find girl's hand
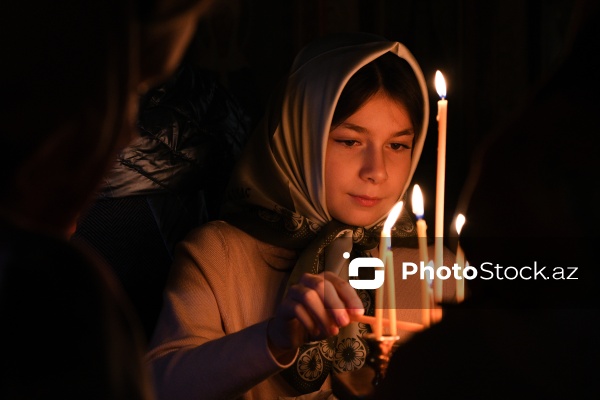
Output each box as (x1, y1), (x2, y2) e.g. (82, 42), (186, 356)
(267, 272), (364, 362)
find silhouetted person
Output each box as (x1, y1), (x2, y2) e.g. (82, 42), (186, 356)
(376, 2), (599, 399)
(0, 1), (214, 398)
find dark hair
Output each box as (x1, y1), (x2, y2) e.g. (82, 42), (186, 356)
(331, 52), (424, 142)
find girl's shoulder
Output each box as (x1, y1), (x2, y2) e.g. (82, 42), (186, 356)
(173, 221), (259, 276)
(181, 221), (298, 270)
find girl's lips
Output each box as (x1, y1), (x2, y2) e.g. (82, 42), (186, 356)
(350, 195), (381, 207)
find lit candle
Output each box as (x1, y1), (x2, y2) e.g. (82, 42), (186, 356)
(375, 201), (403, 337)
(385, 251), (396, 336)
(411, 184), (430, 327)
(455, 214), (466, 302)
(425, 267), (436, 322)
(434, 70), (447, 304)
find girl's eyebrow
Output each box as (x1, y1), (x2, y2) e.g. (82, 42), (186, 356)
(391, 129), (415, 137)
(339, 122), (369, 134)
(340, 122), (414, 137)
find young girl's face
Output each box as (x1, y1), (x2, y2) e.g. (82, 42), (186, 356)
(325, 91), (414, 227)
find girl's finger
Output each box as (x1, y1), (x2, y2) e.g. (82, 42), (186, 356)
(288, 282), (339, 337)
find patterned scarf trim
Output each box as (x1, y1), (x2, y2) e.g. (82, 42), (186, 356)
(224, 202), (418, 254)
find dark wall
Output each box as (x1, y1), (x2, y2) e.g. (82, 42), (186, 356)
(185, 0), (580, 240)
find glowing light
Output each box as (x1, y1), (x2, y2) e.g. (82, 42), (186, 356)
(455, 214), (466, 235)
(383, 201), (403, 235)
(411, 185), (424, 218)
(435, 70), (446, 99)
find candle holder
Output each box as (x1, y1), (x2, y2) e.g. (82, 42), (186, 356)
(363, 333), (401, 386)
(332, 334), (401, 399)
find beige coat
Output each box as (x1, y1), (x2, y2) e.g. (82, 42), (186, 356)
(146, 221), (455, 399)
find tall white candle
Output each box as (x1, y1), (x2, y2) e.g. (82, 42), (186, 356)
(455, 214), (466, 302)
(375, 201), (403, 337)
(434, 70), (447, 304)
(411, 184), (431, 327)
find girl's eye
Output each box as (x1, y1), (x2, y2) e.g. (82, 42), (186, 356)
(335, 139), (360, 147)
(390, 143), (411, 151)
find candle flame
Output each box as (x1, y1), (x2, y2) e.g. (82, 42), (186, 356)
(435, 70), (446, 99)
(383, 201), (403, 235)
(455, 214), (466, 235)
(411, 184), (424, 218)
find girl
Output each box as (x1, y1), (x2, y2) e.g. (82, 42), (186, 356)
(147, 32), (453, 399)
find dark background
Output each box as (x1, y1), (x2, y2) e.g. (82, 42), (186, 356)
(183, 0), (581, 241)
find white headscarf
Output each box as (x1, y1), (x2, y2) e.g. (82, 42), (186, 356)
(223, 33), (429, 234)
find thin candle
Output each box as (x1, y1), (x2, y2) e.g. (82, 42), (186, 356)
(374, 302), (384, 339)
(411, 184), (430, 327)
(385, 251), (396, 335)
(434, 70), (447, 303)
(455, 214), (466, 302)
(375, 201), (403, 337)
(384, 201), (402, 336)
(425, 267), (436, 323)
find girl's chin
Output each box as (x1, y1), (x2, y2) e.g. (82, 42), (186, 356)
(334, 212), (384, 228)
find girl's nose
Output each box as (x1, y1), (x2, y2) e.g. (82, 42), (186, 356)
(359, 147), (387, 184)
